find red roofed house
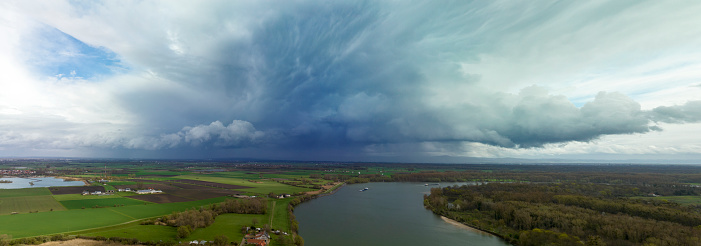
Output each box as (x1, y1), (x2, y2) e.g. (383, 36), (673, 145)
(242, 231), (270, 246)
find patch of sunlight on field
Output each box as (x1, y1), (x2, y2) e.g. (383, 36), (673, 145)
(176, 175), (314, 195)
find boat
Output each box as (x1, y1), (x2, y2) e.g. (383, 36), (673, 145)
(359, 187), (369, 192)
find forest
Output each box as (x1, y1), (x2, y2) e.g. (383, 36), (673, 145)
(425, 181), (701, 246)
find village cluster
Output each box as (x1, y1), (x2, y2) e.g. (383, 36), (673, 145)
(82, 187), (163, 196)
(178, 230), (273, 245)
(0, 169), (36, 176)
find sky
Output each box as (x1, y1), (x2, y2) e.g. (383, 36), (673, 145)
(1, 0), (701, 163)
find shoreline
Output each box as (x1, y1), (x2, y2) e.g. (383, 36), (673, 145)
(440, 216), (493, 236)
(51, 176), (89, 185)
(438, 215), (512, 244)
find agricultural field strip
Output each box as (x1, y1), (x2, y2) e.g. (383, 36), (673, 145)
(60, 197), (149, 210)
(631, 195), (701, 205)
(106, 208), (137, 220)
(169, 179), (253, 189)
(53, 194), (128, 201)
(269, 201), (276, 226)
(0, 187), (52, 197)
(0, 195), (66, 214)
(1, 197), (228, 238)
(49, 216), (162, 239)
(175, 174), (314, 194)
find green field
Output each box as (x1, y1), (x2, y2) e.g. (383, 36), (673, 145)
(79, 198), (293, 243)
(177, 174), (314, 194)
(135, 170), (187, 177)
(81, 222), (177, 242)
(269, 199), (292, 232)
(632, 195), (701, 206)
(0, 187), (52, 198)
(0, 195), (66, 214)
(60, 197), (148, 209)
(53, 194), (123, 201)
(185, 213), (268, 243)
(81, 213), (269, 244)
(0, 197), (228, 238)
(106, 181), (137, 186)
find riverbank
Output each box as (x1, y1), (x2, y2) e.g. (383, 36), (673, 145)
(440, 216), (494, 236)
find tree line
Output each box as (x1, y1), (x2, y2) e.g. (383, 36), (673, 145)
(426, 183), (701, 246)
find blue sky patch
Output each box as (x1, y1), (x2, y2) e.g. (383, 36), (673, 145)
(23, 24), (126, 79)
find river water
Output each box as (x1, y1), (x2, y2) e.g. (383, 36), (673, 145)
(0, 177), (84, 189)
(295, 182), (510, 246)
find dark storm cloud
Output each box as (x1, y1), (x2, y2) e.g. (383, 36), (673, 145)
(102, 1), (701, 153)
(7, 1), (701, 159)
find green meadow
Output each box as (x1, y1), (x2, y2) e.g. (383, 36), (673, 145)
(0, 197), (227, 238)
(632, 195), (701, 206)
(176, 174), (314, 194)
(0, 195), (66, 214)
(269, 198), (292, 232)
(77, 198), (294, 243)
(184, 213), (268, 243)
(0, 187), (52, 198)
(60, 197), (148, 209)
(80, 222), (178, 242)
(106, 181), (137, 186)
(53, 194), (123, 201)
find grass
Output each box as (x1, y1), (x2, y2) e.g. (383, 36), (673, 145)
(135, 170), (186, 177)
(0, 196), (228, 238)
(82, 213), (270, 244)
(53, 194), (124, 201)
(0, 187), (52, 198)
(80, 221), (177, 242)
(0, 195), (66, 214)
(185, 213), (269, 243)
(60, 197), (149, 209)
(106, 181), (136, 186)
(176, 174), (313, 195)
(632, 195), (701, 206)
(270, 198), (292, 232)
(79, 197), (293, 243)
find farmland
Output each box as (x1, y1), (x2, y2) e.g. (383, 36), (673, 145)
(59, 197), (148, 209)
(0, 187), (53, 198)
(0, 187), (66, 214)
(0, 195), (66, 214)
(0, 159), (425, 245)
(175, 174), (314, 194)
(0, 197), (228, 238)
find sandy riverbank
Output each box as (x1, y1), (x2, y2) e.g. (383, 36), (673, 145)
(51, 176), (89, 185)
(440, 216), (494, 237)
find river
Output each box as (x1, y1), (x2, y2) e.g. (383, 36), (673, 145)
(294, 182), (511, 246)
